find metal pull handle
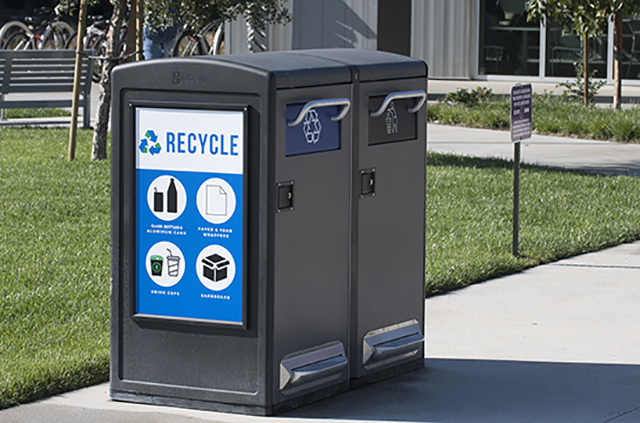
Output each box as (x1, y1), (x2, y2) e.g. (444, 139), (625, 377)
(365, 333), (424, 364)
(279, 341), (347, 391)
(287, 98), (351, 127)
(362, 320), (423, 370)
(286, 355), (348, 389)
(369, 90), (427, 118)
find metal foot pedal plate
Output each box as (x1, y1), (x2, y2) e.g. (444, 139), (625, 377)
(362, 319), (424, 371)
(279, 341), (348, 395)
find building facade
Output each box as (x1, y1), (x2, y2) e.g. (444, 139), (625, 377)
(226, 0), (640, 86)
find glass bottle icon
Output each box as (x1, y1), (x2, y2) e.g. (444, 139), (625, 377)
(167, 178), (178, 213)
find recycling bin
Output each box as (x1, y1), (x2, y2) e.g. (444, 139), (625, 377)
(110, 52), (354, 415)
(110, 49), (427, 416)
(301, 49), (427, 384)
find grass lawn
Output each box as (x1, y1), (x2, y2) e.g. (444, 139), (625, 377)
(3, 108), (72, 119)
(0, 128), (110, 409)
(428, 93), (640, 143)
(426, 153), (640, 295)
(2, 128), (640, 408)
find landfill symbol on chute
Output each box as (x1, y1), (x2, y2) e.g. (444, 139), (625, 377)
(385, 102), (398, 135)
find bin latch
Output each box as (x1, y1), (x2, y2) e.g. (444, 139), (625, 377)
(360, 169), (375, 197)
(277, 181), (294, 212)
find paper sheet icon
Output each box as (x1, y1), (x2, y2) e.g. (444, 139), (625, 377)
(206, 185), (227, 216)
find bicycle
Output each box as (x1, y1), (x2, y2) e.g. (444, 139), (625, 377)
(65, 16), (129, 83)
(65, 15), (109, 82)
(63, 14), (106, 53)
(1, 6), (74, 50)
(171, 18), (224, 57)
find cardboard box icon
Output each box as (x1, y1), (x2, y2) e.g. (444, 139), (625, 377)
(202, 253), (230, 282)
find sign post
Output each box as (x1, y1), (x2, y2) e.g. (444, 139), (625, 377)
(510, 84), (532, 257)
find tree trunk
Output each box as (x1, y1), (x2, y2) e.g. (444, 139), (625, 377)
(68, 0), (89, 161)
(613, 12), (623, 110)
(583, 32), (589, 107)
(91, 0), (128, 161)
(136, 0), (144, 61)
(124, 0), (137, 63)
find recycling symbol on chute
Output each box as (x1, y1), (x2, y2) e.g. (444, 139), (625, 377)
(302, 110), (322, 144)
(139, 129), (161, 155)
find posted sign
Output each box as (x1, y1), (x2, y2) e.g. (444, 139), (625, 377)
(511, 84), (532, 142)
(135, 107), (245, 325)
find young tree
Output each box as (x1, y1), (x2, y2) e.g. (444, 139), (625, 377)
(609, 1), (640, 108)
(91, 0), (128, 160)
(61, 0), (289, 160)
(526, 0), (610, 106)
(144, 0), (289, 33)
(527, 0), (640, 108)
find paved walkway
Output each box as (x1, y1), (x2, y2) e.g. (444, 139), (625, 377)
(3, 82), (640, 422)
(428, 79), (640, 104)
(428, 124), (640, 176)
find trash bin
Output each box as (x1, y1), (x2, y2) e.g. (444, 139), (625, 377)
(300, 49), (427, 384)
(111, 52), (353, 415)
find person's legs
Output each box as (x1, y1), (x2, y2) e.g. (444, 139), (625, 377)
(143, 27), (163, 59)
(158, 24), (180, 58)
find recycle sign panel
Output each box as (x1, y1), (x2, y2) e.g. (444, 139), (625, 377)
(135, 107), (245, 325)
(285, 104), (340, 156)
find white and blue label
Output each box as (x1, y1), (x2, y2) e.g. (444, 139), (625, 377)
(135, 107), (245, 325)
(285, 105), (340, 156)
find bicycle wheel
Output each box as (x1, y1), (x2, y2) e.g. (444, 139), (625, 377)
(4, 31), (31, 50)
(41, 22), (74, 49)
(64, 31), (77, 49)
(1, 21), (30, 48)
(210, 23), (225, 55)
(172, 31), (205, 57)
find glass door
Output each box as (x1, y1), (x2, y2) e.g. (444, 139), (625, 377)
(478, 0), (541, 76)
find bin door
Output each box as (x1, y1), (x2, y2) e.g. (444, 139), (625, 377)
(353, 78), (427, 379)
(272, 85), (352, 402)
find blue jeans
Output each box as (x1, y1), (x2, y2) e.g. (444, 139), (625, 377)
(143, 23), (180, 59)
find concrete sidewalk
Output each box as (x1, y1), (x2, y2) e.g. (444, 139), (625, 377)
(428, 124), (640, 176)
(428, 79), (640, 104)
(2, 240), (640, 422)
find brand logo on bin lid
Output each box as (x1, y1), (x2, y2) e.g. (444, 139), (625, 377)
(172, 71), (207, 86)
(139, 129), (162, 155)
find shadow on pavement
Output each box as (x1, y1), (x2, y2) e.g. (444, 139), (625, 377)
(285, 358), (640, 423)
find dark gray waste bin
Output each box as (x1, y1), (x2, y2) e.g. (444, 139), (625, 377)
(301, 49), (427, 384)
(110, 52), (354, 415)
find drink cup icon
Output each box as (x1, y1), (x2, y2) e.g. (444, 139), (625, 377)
(166, 249), (181, 277)
(150, 255), (164, 276)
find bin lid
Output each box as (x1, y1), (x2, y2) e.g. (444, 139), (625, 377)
(211, 51), (352, 89)
(295, 49), (427, 82)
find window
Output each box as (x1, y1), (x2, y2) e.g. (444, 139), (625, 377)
(545, 21), (607, 79)
(621, 15), (640, 80)
(479, 0), (540, 76)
